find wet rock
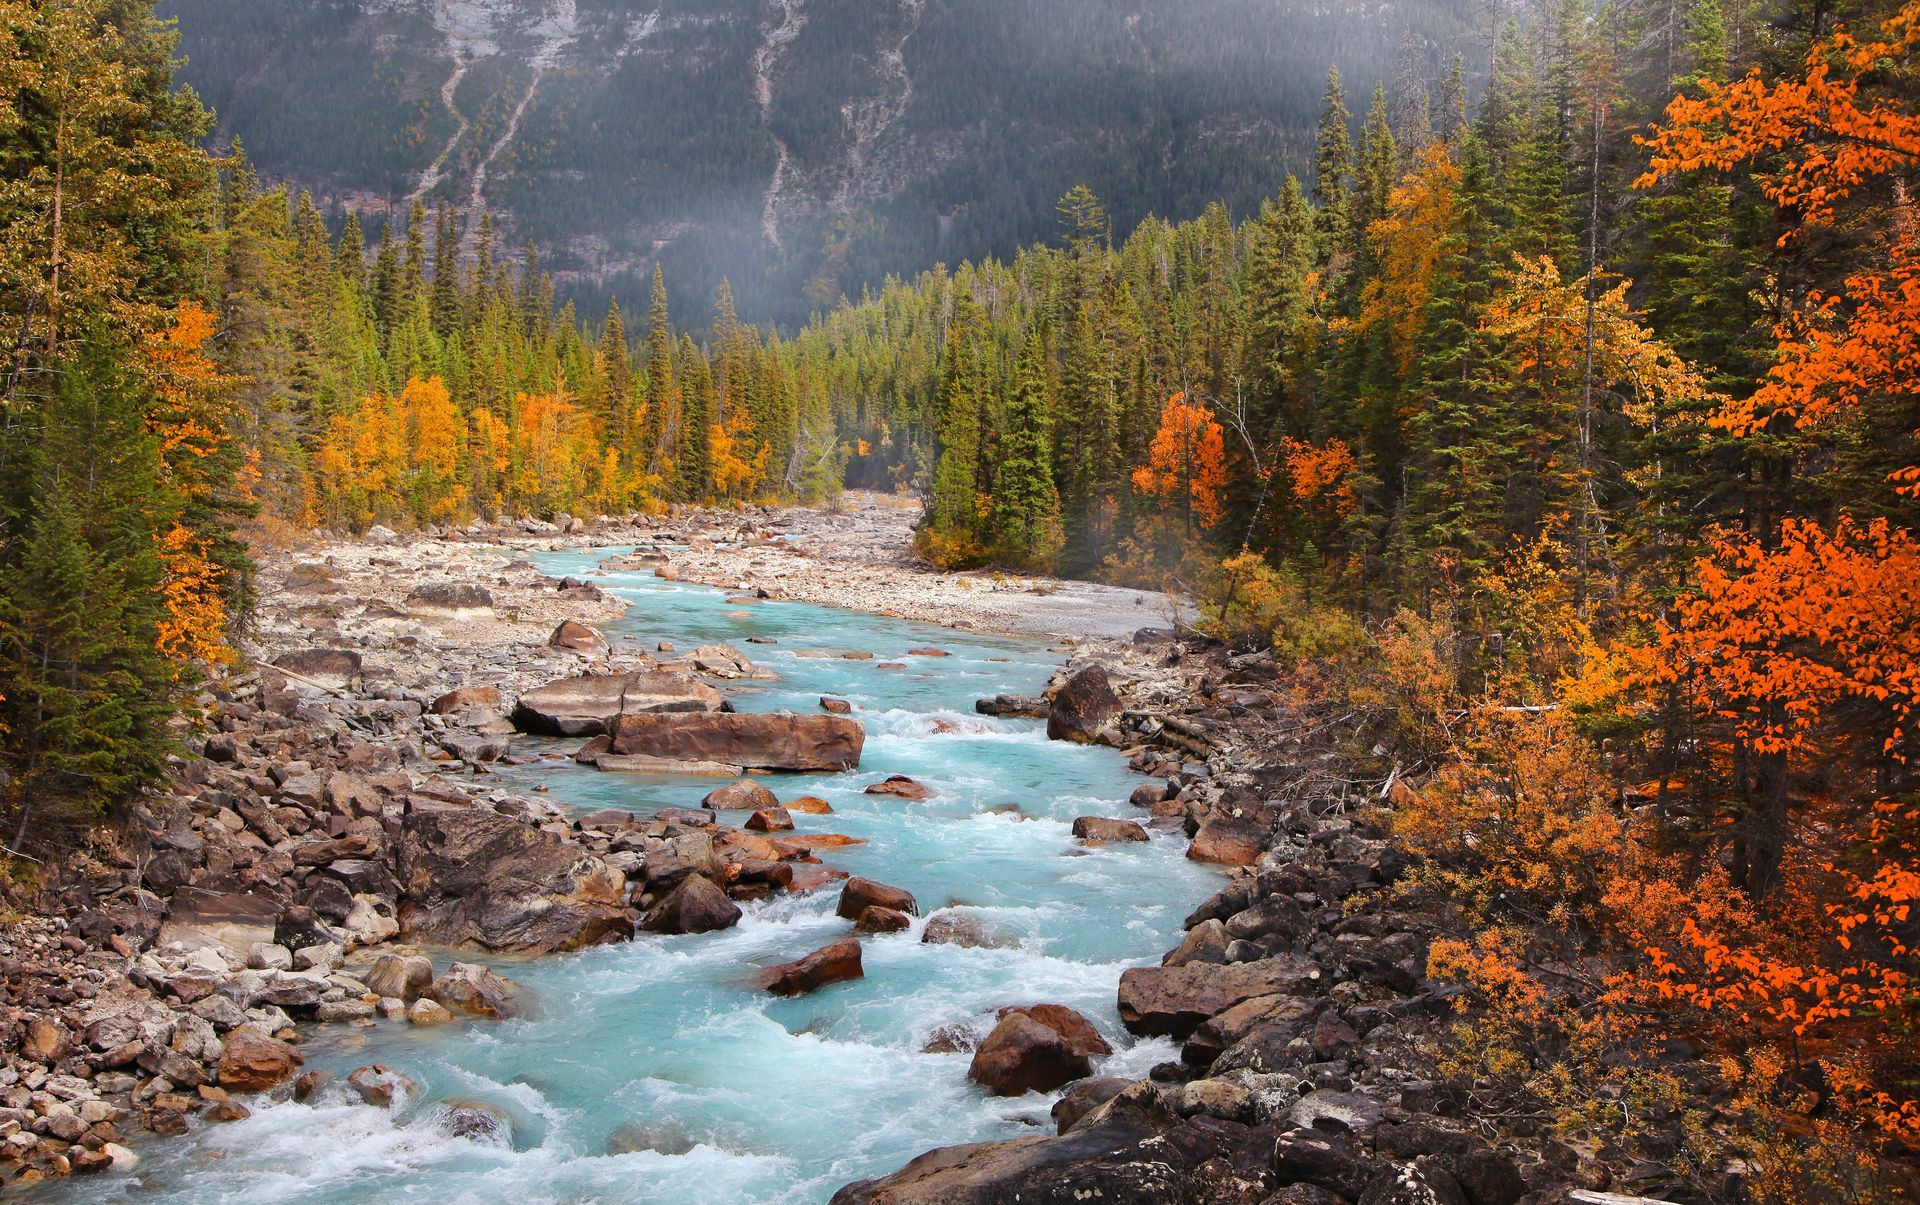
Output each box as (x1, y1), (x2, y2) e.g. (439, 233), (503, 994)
(853, 906), (912, 933)
(996, 1004), (1112, 1057)
(820, 697), (853, 715)
(865, 775), (933, 800)
(976, 694), (1048, 719)
(216, 1031), (303, 1093)
(602, 712), (864, 772)
(968, 1014), (1092, 1096)
(703, 778), (779, 811)
(837, 877), (918, 920)
(1046, 665), (1121, 744)
(427, 962), (527, 1020)
(921, 910), (1012, 949)
(670, 642), (776, 680)
(745, 807), (794, 832)
(1164, 918), (1230, 967)
(787, 796), (834, 814)
(399, 800), (633, 954)
(641, 875), (742, 935)
(762, 938), (863, 996)
(437, 1097), (515, 1146)
(407, 998), (454, 1025)
(1071, 817), (1149, 843)
(1118, 955), (1324, 1038)
(363, 954), (434, 1002)
(1052, 1077), (1132, 1134)
(513, 671), (722, 736)
(549, 620), (610, 655)
(606, 1123), (698, 1156)
(346, 1064), (418, 1109)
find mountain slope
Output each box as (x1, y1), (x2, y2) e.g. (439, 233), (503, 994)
(161, 0), (1478, 325)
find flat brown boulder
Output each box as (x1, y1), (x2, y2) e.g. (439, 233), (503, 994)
(670, 642), (776, 680)
(762, 938), (863, 996)
(996, 1004), (1112, 1057)
(745, 808), (794, 832)
(837, 877), (918, 919)
(787, 795), (834, 814)
(1117, 955), (1324, 1037)
(549, 620), (610, 655)
(216, 1031), (303, 1093)
(431, 686), (502, 715)
(514, 671), (722, 736)
(1186, 799), (1276, 866)
(967, 1014), (1092, 1096)
(1071, 817), (1149, 844)
(820, 696), (853, 715)
(398, 800), (634, 953)
(703, 778), (779, 810)
(641, 875), (742, 935)
(976, 694), (1048, 719)
(865, 775), (933, 800)
(603, 712), (864, 772)
(427, 962), (528, 1019)
(1046, 665), (1121, 744)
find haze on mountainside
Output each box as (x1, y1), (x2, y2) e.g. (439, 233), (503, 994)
(159, 0), (1477, 325)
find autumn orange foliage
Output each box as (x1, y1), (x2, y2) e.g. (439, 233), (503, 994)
(1131, 393), (1228, 530)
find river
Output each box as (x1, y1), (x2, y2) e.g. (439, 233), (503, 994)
(64, 548), (1218, 1203)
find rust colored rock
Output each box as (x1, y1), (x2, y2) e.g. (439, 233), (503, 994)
(216, 1032), (303, 1093)
(604, 712), (864, 772)
(762, 938), (863, 996)
(745, 807), (794, 832)
(995, 1004), (1112, 1057)
(548, 620), (610, 655)
(865, 775), (933, 800)
(967, 1014), (1092, 1096)
(1187, 800), (1275, 866)
(853, 906), (912, 933)
(703, 778), (779, 811)
(786, 795), (834, 814)
(819, 696), (853, 715)
(427, 962), (528, 1020)
(431, 686), (502, 715)
(837, 877), (918, 920)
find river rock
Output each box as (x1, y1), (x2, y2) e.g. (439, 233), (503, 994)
(513, 670), (722, 736)
(921, 910), (1012, 949)
(427, 962), (527, 1019)
(363, 954), (434, 1002)
(853, 906), (912, 933)
(406, 582), (494, 618)
(762, 938), (863, 996)
(837, 877), (918, 920)
(1187, 798), (1276, 866)
(703, 778), (779, 810)
(1052, 1077), (1132, 1134)
(399, 799), (634, 953)
(995, 1004), (1112, 1057)
(407, 998), (454, 1025)
(1071, 817), (1148, 843)
(602, 711), (864, 772)
(216, 1032), (303, 1093)
(745, 807), (794, 832)
(1117, 955), (1325, 1037)
(346, 1064), (418, 1108)
(865, 775), (933, 800)
(968, 1014), (1092, 1096)
(976, 694), (1048, 719)
(670, 642), (776, 680)
(157, 888), (283, 959)
(787, 795), (834, 814)
(640, 875), (742, 935)
(1046, 665), (1121, 744)
(549, 620), (610, 655)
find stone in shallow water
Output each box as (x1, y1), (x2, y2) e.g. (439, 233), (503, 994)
(761, 938), (863, 996)
(837, 877), (918, 920)
(968, 1014), (1092, 1096)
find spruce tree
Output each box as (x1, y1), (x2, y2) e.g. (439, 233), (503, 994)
(992, 333), (1062, 569)
(639, 266), (675, 473)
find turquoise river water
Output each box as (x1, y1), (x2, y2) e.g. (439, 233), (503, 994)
(66, 549), (1220, 1203)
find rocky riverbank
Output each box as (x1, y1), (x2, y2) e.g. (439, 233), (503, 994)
(836, 634), (1649, 1205)
(0, 500), (1190, 1191)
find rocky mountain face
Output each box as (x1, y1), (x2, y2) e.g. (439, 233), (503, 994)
(162, 0), (1474, 324)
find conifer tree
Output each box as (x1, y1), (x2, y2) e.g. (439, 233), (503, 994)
(639, 265), (675, 472)
(992, 334), (1062, 568)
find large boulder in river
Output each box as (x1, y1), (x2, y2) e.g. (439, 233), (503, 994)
(996, 1005), (1112, 1057)
(1071, 817), (1148, 844)
(1046, 666), (1121, 745)
(602, 712), (864, 772)
(668, 642), (777, 680)
(363, 954), (434, 1002)
(703, 778), (779, 811)
(837, 877), (918, 920)
(427, 962), (528, 1019)
(398, 800), (635, 953)
(762, 938), (863, 996)
(640, 875), (742, 935)
(968, 1014), (1093, 1096)
(1117, 954), (1325, 1038)
(513, 670), (722, 736)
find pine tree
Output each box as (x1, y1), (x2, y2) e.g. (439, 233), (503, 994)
(639, 265), (675, 472)
(992, 333), (1062, 569)
(676, 333), (714, 500)
(1313, 67), (1356, 251)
